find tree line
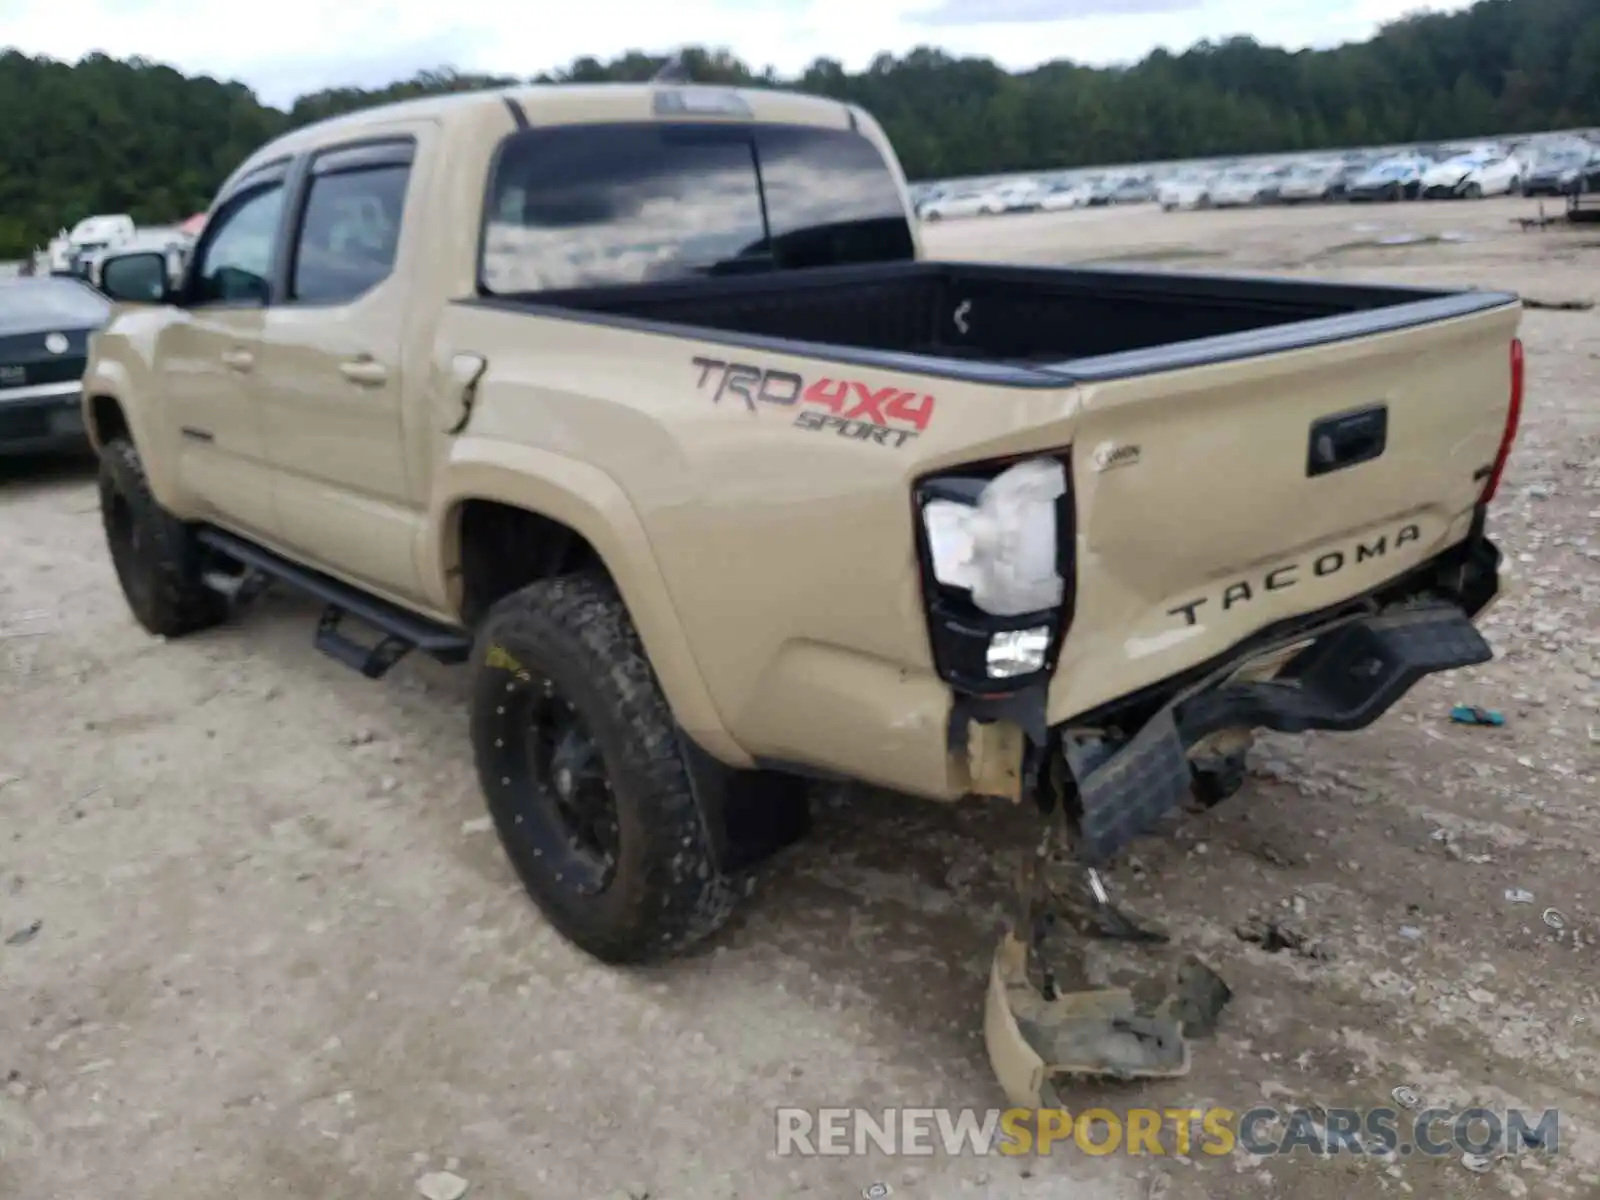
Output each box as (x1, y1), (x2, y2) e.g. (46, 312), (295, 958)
(2, 0), (1598, 258)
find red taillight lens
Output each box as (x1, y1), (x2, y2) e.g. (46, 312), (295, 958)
(1481, 337), (1524, 505)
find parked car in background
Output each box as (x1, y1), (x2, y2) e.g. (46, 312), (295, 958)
(1158, 175), (1213, 211)
(0, 274), (110, 455)
(1209, 168), (1272, 208)
(1421, 152), (1523, 198)
(1107, 175), (1155, 204)
(990, 180), (1045, 213)
(920, 188), (1000, 220)
(1346, 157), (1430, 202)
(1323, 162), (1373, 201)
(1038, 181), (1092, 210)
(1254, 164), (1297, 205)
(1276, 162), (1345, 203)
(62, 213), (136, 278)
(1519, 145), (1594, 196)
(43, 228), (73, 275)
(1558, 148), (1600, 204)
(1084, 176), (1119, 206)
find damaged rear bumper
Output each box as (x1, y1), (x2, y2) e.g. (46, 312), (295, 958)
(1065, 597), (1493, 865)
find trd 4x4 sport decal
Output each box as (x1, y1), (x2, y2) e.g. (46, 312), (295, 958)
(690, 355), (936, 449)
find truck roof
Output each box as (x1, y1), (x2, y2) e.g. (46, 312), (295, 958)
(232, 82), (862, 185)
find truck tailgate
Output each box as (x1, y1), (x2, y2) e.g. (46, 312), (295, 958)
(1047, 299), (1521, 724)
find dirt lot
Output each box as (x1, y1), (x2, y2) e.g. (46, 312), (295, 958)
(2, 195), (1597, 1200)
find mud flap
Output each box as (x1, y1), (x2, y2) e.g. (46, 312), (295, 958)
(1069, 709), (1193, 866)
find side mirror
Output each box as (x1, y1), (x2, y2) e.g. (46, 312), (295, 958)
(99, 251), (173, 304)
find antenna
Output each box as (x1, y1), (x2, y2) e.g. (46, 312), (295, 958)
(652, 53), (692, 84)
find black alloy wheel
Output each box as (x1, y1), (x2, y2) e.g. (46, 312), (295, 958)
(484, 669), (621, 896)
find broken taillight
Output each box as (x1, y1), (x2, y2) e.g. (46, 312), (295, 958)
(1481, 337), (1523, 505)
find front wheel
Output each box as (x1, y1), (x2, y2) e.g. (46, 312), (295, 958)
(469, 574), (737, 964)
(98, 438), (227, 638)
(1463, 182), (1483, 199)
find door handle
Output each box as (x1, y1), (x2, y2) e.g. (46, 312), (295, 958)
(339, 356), (388, 387)
(220, 348), (254, 372)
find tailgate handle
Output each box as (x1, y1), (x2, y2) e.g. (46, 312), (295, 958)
(1308, 404), (1387, 477)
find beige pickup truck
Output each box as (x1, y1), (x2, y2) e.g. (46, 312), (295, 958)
(87, 79), (1524, 1096)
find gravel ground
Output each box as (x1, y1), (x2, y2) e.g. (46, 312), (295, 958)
(2, 195), (1596, 1200)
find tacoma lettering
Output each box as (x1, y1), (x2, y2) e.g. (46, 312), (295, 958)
(1168, 523), (1423, 627)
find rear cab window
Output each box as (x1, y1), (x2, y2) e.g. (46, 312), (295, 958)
(479, 122), (914, 294)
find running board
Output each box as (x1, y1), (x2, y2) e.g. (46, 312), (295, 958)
(195, 528), (472, 678)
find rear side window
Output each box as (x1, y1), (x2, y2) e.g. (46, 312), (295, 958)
(291, 160), (411, 305)
(479, 122), (913, 294)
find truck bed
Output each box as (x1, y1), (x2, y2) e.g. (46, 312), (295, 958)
(475, 260), (1515, 381)
(457, 255), (1522, 756)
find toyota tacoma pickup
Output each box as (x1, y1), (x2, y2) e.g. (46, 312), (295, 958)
(86, 79), (1523, 1099)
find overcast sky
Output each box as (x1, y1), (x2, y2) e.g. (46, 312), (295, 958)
(7, 0), (1472, 108)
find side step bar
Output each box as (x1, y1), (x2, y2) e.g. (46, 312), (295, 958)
(195, 528), (473, 679)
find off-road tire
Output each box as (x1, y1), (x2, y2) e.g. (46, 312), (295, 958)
(98, 437), (227, 638)
(469, 573), (736, 964)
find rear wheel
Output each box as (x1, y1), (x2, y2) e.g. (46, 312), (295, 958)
(469, 574), (736, 964)
(98, 438), (227, 638)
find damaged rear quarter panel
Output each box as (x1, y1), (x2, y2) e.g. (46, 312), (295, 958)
(439, 302), (1086, 798)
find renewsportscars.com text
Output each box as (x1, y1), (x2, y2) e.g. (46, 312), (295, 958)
(775, 1106), (1560, 1159)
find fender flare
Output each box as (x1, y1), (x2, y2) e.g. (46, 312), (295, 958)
(80, 359), (186, 511)
(424, 437), (750, 767)
(81, 358), (139, 454)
